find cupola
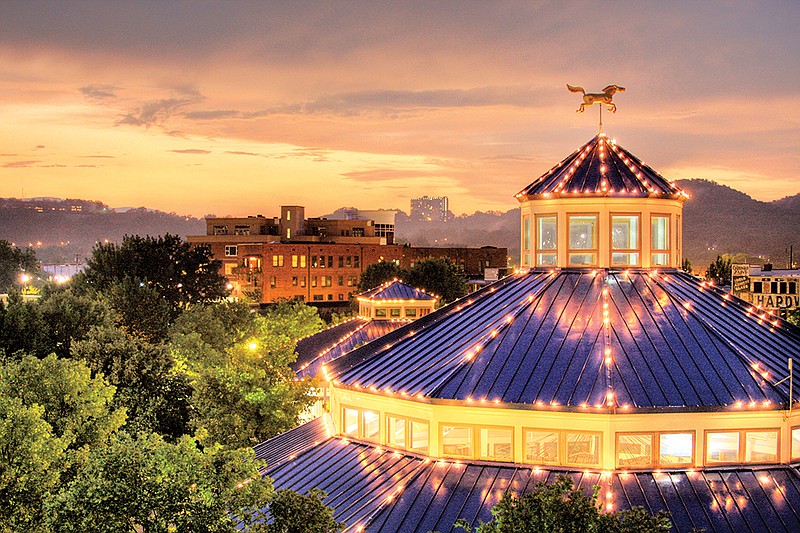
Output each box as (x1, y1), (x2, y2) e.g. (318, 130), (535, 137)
(517, 134), (688, 269)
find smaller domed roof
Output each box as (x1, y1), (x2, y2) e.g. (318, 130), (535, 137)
(516, 134), (687, 200)
(358, 279), (437, 301)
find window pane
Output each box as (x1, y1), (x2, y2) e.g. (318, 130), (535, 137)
(411, 421), (429, 452)
(525, 430), (558, 463)
(651, 216), (670, 250)
(537, 216), (557, 251)
(612, 252), (640, 266)
(523, 215), (531, 252)
(566, 433), (600, 466)
(611, 215), (638, 250)
(706, 432), (739, 463)
(659, 433), (693, 465)
(617, 434), (652, 467)
(569, 216), (596, 249)
(388, 417), (406, 448)
(793, 428), (800, 460)
(442, 425), (472, 457)
(536, 253), (557, 266)
(569, 253), (596, 266)
(362, 411), (379, 440)
(745, 431), (778, 463)
(651, 253), (670, 266)
(480, 428), (513, 461)
(343, 408), (359, 436)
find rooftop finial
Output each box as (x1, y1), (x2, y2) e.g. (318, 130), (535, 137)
(567, 84), (626, 133)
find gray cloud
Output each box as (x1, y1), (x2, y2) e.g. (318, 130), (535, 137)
(3, 160), (41, 168)
(224, 150), (262, 157)
(80, 84), (117, 100)
(118, 90), (205, 128)
(168, 149), (211, 155)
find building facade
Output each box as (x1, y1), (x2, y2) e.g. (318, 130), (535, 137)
(188, 205), (507, 303)
(410, 195), (451, 222)
(732, 263), (800, 312)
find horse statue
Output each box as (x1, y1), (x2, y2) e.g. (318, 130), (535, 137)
(567, 84), (626, 113)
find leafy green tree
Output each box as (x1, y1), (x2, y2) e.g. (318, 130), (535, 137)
(171, 301), (257, 354)
(706, 254), (732, 286)
(105, 277), (172, 342)
(681, 257), (693, 274)
(37, 286), (115, 357)
(74, 234), (228, 315)
(0, 354), (124, 456)
(0, 291), (46, 356)
(258, 488), (343, 533)
(0, 240), (38, 293)
(0, 396), (66, 532)
(455, 475), (671, 533)
(189, 330), (315, 448)
(405, 258), (468, 303)
(357, 260), (402, 292)
(72, 327), (191, 439)
(259, 301), (325, 345)
(47, 432), (273, 533)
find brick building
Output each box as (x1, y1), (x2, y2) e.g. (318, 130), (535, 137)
(188, 205), (507, 303)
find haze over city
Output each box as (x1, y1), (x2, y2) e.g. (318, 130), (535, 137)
(1, 1), (798, 217)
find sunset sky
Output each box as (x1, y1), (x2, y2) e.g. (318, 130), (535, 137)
(1, 1), (798, 217)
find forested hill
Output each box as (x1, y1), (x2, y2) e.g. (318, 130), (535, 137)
(0, 198), (204, 263)
(2, 178), (798, 268)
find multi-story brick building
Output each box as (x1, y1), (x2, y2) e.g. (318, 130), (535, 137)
(187, 205), (507, 303)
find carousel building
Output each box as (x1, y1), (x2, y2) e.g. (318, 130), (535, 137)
(257, 133), (800, 532)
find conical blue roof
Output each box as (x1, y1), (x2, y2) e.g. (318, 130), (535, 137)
(327, 269), (800, 410)
(516, 134), (686, 200)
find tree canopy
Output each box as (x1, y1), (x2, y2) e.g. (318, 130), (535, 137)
(455, 475), (671, 533)
(74, 234), (228, 314)
(357, 258), (468, 303)
(0, 239), (38, 293)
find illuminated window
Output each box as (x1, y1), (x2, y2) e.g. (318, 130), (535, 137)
(536, 215), (557, 266)
(441, 425), (473, 457)
(566, 432), (601, 466)
(568, 215), (597, 266)
(269, 276), (276, 288)
(272, 255), (284, 267)
(659, 432), (693, 466)
(617, 433), (653, 467)
(706, 431), (739, 464)
(792, 427), (800, 460)
(390, 308), (401, 317)
(292, 255), (298, 268)
(224, 263), (236, 275)
(362, 410), (379, 441)
(706, 429), (779, 464)
(375, 309), (387, 318)
(651, 215), (670, 266)
(745, 431), (778, 463)
(411, 421), (429, 452)
(387, 415), (428, 452)
(610, 214), (640, 266)
(300, 255), (307, 268)
(522, 214), (531, 258)
(405, 308), (418, 317)
(479, 427), (513, 461)
(524, 430), (559, 464)
(343, 408), (359, 436)
(224, 245), (238, 257)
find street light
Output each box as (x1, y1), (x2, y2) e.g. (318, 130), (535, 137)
(20, 273), (30, 293)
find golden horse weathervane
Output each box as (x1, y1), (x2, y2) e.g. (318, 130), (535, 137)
(567, 84), (626, 113)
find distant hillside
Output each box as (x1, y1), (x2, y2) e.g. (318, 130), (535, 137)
(2, 179), (798, 269)
(0, 198), (205, 263)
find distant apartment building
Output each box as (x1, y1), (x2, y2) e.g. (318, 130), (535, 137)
(187, 205), (507, 303)
(324, 208), (399, 243)
(410, 196), (451, 222)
